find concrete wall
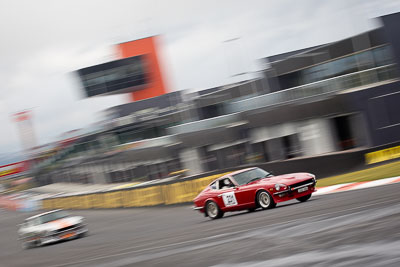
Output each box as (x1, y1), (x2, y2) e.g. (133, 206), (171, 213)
(180, 148), (204, 176)
(298, 118), (336, 156)
(346, 81), (400, 146)
(250, 123), (296, 143)
(349, 113), (371, 147)
(250, 118), (336, 158)
(382, 13), (400, 72)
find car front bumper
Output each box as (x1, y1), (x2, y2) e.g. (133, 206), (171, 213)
(40, 226), (88, 245)
(193, 205), (206, 216)
(272, 182), (317, 202)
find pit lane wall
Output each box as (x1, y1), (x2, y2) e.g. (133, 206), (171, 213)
(41, 173), (230, 210)
(39, 141), (400, 210)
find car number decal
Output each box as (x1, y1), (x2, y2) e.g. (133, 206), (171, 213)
(222, 191), (238, 207)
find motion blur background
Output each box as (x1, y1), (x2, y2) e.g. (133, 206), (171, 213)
(2, 1), (400, 266)
(1, 0), (400, 204)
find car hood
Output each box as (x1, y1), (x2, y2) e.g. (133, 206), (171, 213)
(257, 173), (314, 186)
(21, 216), (84, 233)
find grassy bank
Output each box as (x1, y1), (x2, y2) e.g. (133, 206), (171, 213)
(317, 160), (400, 187)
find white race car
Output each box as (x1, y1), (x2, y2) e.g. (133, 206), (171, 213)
(18, 209), (88, 249)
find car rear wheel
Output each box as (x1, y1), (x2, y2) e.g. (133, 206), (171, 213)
(22, 241), (33, 250)
(206, 201), (224, 219)
(35, 238), (42, 247)
(256, 190), (276, 209)
(296, 194), (312, 202)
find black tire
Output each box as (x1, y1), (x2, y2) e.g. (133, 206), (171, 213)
(205, 201), (224, 219)
(34, 238), (42, 248)
(296, 194), (312, 202)
(78, 231), (88, 238)
(22, 241), (33, 250)
(256, 190), (276, 209)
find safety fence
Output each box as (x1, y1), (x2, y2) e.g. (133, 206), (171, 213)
(41, 172), (230, 210)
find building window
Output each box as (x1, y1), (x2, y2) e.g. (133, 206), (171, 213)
(280, 45), (396, 89)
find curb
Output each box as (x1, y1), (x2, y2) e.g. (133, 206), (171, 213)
(315, 176), (400, 196)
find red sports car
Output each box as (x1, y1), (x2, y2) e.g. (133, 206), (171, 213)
(193, 167), (316, 219)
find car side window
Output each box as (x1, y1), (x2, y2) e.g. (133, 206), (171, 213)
(28, 218), (39, 226)
(210, 181), (217, 190)
(218, 178), (235, 189)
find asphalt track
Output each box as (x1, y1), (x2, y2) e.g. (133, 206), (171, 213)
(1, 183), (400, 267)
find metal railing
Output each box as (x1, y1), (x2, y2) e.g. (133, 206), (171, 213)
(166, 64), (398, 134)
(167, 113), (241, 135)
(225, 64), (399, 113)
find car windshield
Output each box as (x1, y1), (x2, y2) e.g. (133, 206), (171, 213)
(38, 210), (70, 224)
(232, 168), (273, 185)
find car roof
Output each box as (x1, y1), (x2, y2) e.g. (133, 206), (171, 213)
(25, 209), (63, 221)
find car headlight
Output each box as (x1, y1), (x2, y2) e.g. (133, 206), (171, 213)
(274, 183), (287, 191)
(309, 174), (317, 183)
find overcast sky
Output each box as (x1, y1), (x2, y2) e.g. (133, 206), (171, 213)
(0, 0), (400, 162)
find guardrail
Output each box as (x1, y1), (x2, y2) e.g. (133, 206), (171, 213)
(167, 113), (241, 135)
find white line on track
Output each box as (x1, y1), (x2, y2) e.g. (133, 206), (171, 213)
(313, 183), (351, 195)
(315, 176), (400, 195)
(351, 177), (399, 190)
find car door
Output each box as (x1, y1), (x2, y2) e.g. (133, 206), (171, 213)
(232, 183), (257, 207)
(216, 177), (252, 210)
(212, 177), (237, 210)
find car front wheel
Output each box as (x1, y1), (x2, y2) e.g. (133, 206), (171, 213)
(78, 231), (88, 238)
(296, 194), (312, 202)
(206, 201), (224, 219)
(256, 190), (276, 209)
